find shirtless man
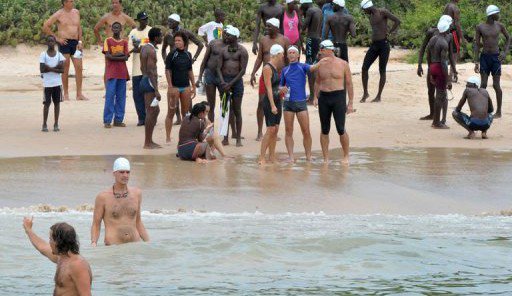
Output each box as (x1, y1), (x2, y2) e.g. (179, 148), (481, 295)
(162, 14), (204, 125)
(93, 0), (136, 45)
(324, 0), (355, 62)
(301, 0), (323, 103)
(360, 0), (400, 103)
(250, 18), (290, 141)
(196, 35), (228, 123)
(91, 157), (149, 246)
(252, 0), (285, 55)
(417, 15), (454, 120)
(217, 26), (249, 147)
(443, 0), (464, 60)
(43, 0), (87, 101)
(474, 5), (510, 119)
(23, 218), (92, 295)
(310, 40), (354, 164)
(452, 76), (494, 139)
(140, 28), (163, 149)
(426, 17), (457, 129)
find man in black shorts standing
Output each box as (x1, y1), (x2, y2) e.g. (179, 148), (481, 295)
(301, 0), (323, 103)
(40, 36), (65, 132)
(360, 0), (400, 103)
(323, 0), (355, 62)
(474, 5), (510, 119)
(310, 40), (354, 165)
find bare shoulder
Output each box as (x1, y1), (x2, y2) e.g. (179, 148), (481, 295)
(130, 186), (142, 196)
(96, 190), (110, 201)
(70, 256), (90, 270)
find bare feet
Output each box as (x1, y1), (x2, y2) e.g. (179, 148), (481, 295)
(342, 156), (350, 166)
(222, 137), (229, 146)
(432, 123), (450, 129)
(76, 94), (89, 101)
(166, 138), (172, 145)
(236, 139), (243, 147)
(41, 124), (48, 132)
(143, 142), (162, 149)
(174, 119), (182, 126)
(63, 93), (70, 101)
(195, 158), (209, 164)
(258, 156), (266, 165)
(419, 114), (433, 120)
(371, 96), (381, 103)
(255, 133), (263, 141)
(464, 131), (475, 139)
(283, 157), (295, 163)
(360, 93), (369, 103)
(494, 112), (501, 119)
(482, 132), (488, 139)
(53, 124), (60, 132)
(232, 135), (245, 139)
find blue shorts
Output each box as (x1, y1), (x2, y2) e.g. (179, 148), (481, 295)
(177, 141), (197, 160)
(480, 53), (501, 76)
(221, 76), (244, 98)
(453, 111), (493, 132)
(140, 76), (155, 94)
(204, 68), (220, 86)
(283, 100), (308, 113)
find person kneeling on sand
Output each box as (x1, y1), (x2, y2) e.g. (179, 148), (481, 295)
(91, 157), (149, 246)
(177, 102), (228, 163)
(452, 76), (494, 139)
(23, 217), (92, 295)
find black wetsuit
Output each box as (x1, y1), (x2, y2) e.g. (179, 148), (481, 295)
(318, 89), (347, 135)
(362, 39), (390, 74)
(262, 63), (282, 127)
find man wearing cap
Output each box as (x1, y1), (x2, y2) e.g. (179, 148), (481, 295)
(321, 0), (349, 41)
(474, 5), (510, 119)
(360, 0), (401, 103)
(129, 12), (152, 126)
(426, 16), (457, 129)
(91, 157), (149, 246)
(250, 18), (290, 141)
(324, 0), (355, 62)
(43, 0), (88, 102)
(162, 13), (204, 125)
(443, 0), (465, 61)
(309, 39), (354, 165)
(452, 76), (494, 139)
(217, 26), (249, 147)
(417, 15), (455, 121)
(252, 0), (285, 55)
(301, 0), (323, 103)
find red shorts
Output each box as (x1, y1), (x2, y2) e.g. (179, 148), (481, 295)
(429, 63), (447, 90)
(258, 75), (266, 95)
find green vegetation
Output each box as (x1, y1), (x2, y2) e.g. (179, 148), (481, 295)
(0, 0), (511, 61)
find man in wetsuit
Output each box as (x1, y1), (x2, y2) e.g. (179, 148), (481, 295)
(452, 76), (494, 139)
(91, 157), (149, 246)
(140, 28), (163, 149)
(24, 218), (92, 295)
(474, 5), (510, 119)
(217, 26), (249, 147)
(250, 18), (290, 141)
(426, 17), (457, 129)
(310, 40), (354, 165)
(43, 0), (88, 101)
(443, 0), (464, 61)
(360, 0), (400, 103)
(417, 15), (454, 121)
(301, 0), (323, 103)
(252, 0), (285, 55)
(323, 0), (355, 62)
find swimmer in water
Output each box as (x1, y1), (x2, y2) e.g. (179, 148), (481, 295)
(91, 157), (149, 246)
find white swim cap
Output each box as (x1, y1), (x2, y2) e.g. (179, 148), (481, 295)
(487, 5), (500, 16)
(168, 14), (181, 23)
(266, 18), (280, 29)
(467, 76), (481, 88)
(300, 0), (313, 3)
(361, 0), (373, 9)
(439, 15), (453, 26)
(320, 39), (335, 50)
(286, 0), (295, 4)
(437, 18), (451, 33)
(113, 157), (130, 172)
(333, 0), (345, 7)
(270, 44), (284, 56)
(287, 45), (299, 53)
(225, 25), (240, 38)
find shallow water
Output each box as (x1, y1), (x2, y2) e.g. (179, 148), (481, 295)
(1, 149), (512, 294)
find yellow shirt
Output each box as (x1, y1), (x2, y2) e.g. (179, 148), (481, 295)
(128, 26), (151, 77)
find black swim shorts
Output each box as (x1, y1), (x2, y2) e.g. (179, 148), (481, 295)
(43, 86), (62, 105)
(362, 39), (390, 74)
(58, 39), (79, 56)
(263, 96), (282, 127)
(318, 90), (347, 135)
(334, 42), (349, 62)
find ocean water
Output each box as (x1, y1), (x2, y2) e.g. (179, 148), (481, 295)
(1, 149), (511, 295)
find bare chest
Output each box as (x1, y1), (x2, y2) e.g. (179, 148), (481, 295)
(481, 24), (500, 40)
(54, 261), (71, 288)
(263, 6), (283, 20)
(58, 11), (79, 27)
(106, 198), (138, 220)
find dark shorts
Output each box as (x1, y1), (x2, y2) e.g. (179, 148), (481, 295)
(43, 86), (62, 105)
(263, 96), (282, 127)
(58, 39), (79, 55)
(204, 68), (220, 86)
(306, 37), (321, 65)
(177, 141), (198, 160)
(222, 76), (244, 98)
(480, 53), (501, 76)
(334, 42), (348, 62)
(318, 90), (346, 135)
(452, 111), (493, 132)
(362, 39), (390, 74)
(429, 63), (447, 90)
(283, 100), (308, 113)
(140, 76), (155, 94)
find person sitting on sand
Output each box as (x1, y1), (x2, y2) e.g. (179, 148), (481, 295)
(40, 35), (65, 133)
(23, 217), (92, 295)
(91, 157), (149, 246)
(452, 76), (494, 139)
(177, 102), (228, 163)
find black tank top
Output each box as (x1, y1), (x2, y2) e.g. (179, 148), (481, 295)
(265, 63), (280, 99)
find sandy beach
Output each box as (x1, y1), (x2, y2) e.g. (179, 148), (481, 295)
(1, 43), (511, 159)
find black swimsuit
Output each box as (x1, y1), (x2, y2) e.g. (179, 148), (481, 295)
(262, 63), (282, 127)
